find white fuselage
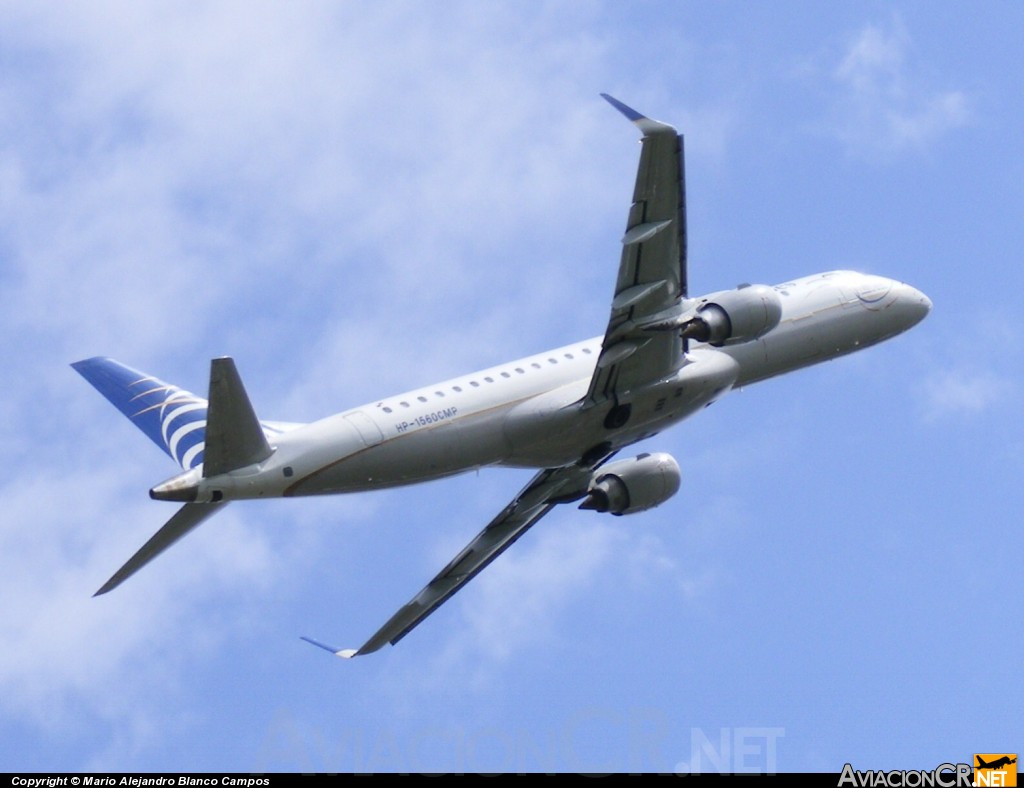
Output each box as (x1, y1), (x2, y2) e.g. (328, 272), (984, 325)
(188, 270), (930, 503)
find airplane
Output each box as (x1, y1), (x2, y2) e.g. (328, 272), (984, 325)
(74, 94), (931, 658)
(976, 756), (1017, 770)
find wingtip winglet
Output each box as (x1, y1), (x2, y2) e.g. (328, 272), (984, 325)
(600, 93), (643, 122)
(600, 93), (676, 135)
(300, 636), (358, 659)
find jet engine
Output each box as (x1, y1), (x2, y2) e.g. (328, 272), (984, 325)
(681, 284), (782, 346)
(579, 452), (681, 516)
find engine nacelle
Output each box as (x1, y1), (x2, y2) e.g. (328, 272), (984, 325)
(683, 284), (782, 347)
(579, 452), (681, 516)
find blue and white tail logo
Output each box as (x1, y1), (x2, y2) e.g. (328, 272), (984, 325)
(72, 357), (207, 470)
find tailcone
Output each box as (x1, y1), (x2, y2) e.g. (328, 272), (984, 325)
(150, 469), (201, 502)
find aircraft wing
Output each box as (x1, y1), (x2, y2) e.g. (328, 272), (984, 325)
(302, 462), (605, 658)
(585, 95), (687, 410)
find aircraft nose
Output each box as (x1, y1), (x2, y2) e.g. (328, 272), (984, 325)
(896, 282), (932, 327)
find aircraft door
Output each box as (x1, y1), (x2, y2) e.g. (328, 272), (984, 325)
(343, 411), (384, 448)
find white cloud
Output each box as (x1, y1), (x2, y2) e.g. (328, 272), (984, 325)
(921, 367), (1014, 421)
(0, 3), (604, 363)
(0, 466), (266, 721)
(829, 21), (968, 156)
(917, 315), (1020, 421)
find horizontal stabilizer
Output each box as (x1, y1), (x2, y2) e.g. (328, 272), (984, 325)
(94, 501), (227, 595)
(203, 358), (273, 477)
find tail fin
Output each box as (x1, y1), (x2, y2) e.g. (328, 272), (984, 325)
(73, 356), (276, 477)
(72, 357), (208, 470)
(80, 356), (275, 596)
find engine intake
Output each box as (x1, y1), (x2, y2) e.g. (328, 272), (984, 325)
(681, 284), (782, 347)
(579, 452), (681, 516)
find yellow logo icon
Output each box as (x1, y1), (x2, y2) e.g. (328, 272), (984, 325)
(975, 754), (1017, 787)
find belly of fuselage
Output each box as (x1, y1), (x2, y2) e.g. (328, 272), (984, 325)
(500, 347), (740, 468)
(281, 346), (740, 495)
(282, 407), (512, 495)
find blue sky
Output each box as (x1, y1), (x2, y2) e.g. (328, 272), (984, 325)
(1, 0), (1020, 773)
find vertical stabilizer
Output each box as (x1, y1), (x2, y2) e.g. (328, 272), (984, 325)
(71, 357), (208, 470)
